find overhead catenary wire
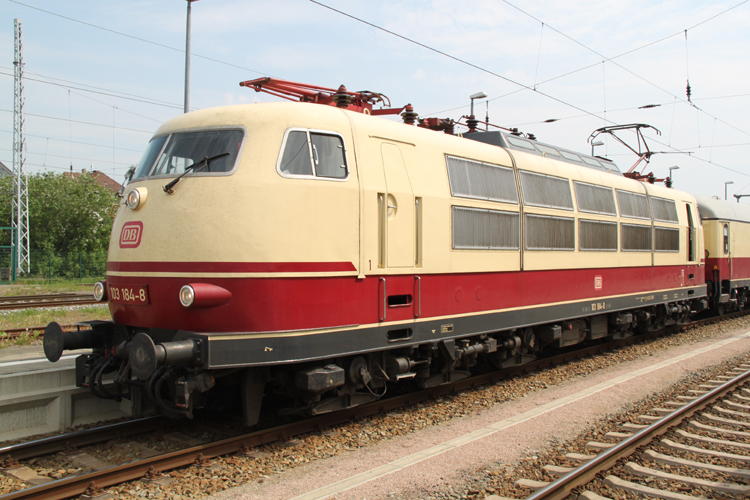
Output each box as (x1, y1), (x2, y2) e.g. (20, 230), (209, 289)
(710, 118), (717, 163)
(0, 159), (130, 172)
(68, 90), (72, 169)
(310, 1), (618, 127)
(0, 129), (145, 153)
(0, 66), (183, 109)
(22, 69), (165, 123)
(511, 102), (747, 176)
(425, 0), (750, 141)
(496, 0), (750, 139)
(685, 30), (692, 103)
(6, 0), (747, 182)
(0, 108), (154, 134)
(0, 147), (134, 166)
(310, 1), (747, 176)
(8, 0), (269, 79)
(533, 23), (544, 90)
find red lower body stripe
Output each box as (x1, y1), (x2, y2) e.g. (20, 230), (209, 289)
(107, 264), (705, 333)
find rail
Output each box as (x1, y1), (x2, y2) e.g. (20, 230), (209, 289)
(526, 365), (750, 500)
(0, 293), (100, 311)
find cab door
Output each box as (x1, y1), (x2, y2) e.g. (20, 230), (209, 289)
(380, 143), (414, 268)
(724, 222), (732, 278)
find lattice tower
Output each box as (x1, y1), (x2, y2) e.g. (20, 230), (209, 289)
(13, 18), (30, 275)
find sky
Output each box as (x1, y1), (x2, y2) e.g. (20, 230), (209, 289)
(0, 0), (748, 201)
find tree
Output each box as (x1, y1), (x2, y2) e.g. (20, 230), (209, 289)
(0, 172), (118, 253)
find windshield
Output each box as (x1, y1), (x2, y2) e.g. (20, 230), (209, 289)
(132, 135), (168, 180)
(134, 129), (244, 179)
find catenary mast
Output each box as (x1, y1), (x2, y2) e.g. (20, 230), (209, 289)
(13, 18), (30, 276)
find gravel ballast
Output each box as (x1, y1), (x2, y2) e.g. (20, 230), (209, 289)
(6, 318), (749, 499)
(205, 318), (750, 500)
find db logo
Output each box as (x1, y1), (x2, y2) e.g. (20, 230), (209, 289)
(594, 275), (603, 290)
(119, 222), (143, 248)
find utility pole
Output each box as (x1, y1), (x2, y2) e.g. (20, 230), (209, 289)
(13, 19), (30, 277)
(184, 0), (199, 114)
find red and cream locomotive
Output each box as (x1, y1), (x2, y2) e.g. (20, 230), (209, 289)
(44, 79), (720, 425)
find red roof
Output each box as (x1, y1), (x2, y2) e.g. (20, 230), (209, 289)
(64, 170), (121, 193)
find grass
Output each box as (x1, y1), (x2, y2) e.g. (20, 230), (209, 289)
(0, 281), (99, 297)
(0, 330), (41, 348)
(0, 304), (110, 349)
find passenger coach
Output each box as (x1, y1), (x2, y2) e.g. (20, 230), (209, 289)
(696, 194), (750, 314)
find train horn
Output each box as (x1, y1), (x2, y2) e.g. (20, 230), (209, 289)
(43, 322), (104, 363)
(129, 333), (202, 380)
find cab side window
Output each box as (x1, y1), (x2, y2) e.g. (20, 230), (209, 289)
(278, 129), (348, 180)
(279, 131), (312, 176)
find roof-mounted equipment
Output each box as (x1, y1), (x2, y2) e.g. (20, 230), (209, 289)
(240, 77), (411, 118)
(588, 124), (672, 184)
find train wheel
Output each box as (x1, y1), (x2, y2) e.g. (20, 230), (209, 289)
(717, 303), (726, 316)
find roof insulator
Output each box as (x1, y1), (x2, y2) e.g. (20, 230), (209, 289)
(332, 85), (352, 108)
(401, 104), (418, 125)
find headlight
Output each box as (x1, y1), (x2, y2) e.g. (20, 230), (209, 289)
(179, 285), (195, 307)
(126, 189), (140, 209)
(93, 281), (107, 301)
(126, 187), (148, 210)
(178, 283), (233, 308)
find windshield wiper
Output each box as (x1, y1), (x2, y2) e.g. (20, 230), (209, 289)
(163, 152), (230, 194)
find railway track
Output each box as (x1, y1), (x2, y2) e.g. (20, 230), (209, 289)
(517, 360), (750, 500)
(0, 323), (77, 340)
(0, 312), (747, 499)
(0, 293), (100, 311)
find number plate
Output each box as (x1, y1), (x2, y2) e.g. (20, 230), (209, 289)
(108, 284), (149, 306)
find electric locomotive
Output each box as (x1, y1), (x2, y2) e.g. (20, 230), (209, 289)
(43, 79), (709, 425)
